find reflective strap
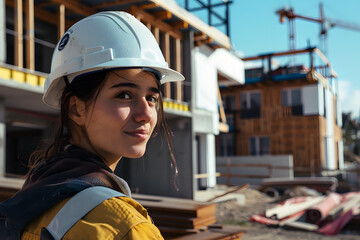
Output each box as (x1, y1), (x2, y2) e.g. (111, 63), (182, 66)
(45, 186), (126, 240)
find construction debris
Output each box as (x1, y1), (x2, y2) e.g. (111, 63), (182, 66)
(133, 193), (244, 239)
(250, 191), (360, 235)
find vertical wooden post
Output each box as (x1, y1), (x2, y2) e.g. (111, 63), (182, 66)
(174, 38), (182, 102)
(58, 4), (65, 40)
(14, 0), (23, 67)
(162, 33), (171, 98)
(151, 27), (160, 43)
(146, 22), (151, 31)
(26, 0), (35, 70)
(218, 87), (227, 123)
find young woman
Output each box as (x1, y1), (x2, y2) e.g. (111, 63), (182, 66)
(0, 11), (184, 240)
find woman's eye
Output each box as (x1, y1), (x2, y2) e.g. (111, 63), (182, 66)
(147, 95), (158, 103)
(116, 92), (131, 99)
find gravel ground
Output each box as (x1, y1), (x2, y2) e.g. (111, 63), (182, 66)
(214, 187), (360, 240)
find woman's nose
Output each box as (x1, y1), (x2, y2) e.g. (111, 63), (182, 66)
(133, 98), (153, 123)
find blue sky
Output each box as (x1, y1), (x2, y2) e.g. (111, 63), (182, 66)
(176, 0), (360, 119)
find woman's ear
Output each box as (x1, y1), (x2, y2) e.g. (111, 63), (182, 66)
(68, 96), (86, 126)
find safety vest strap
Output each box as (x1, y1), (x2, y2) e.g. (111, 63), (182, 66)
(42, 186), (127, 240)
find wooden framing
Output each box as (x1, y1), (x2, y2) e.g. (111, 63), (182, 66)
(5, 0), (194, 109)
(58, 4), (65, 40)
(14, 0), (23, 68)
(50, 0), (96, 16)
(153, 11), (172, 20)
(174, 38), (182, 101)
(26, 0), (35, 70)
(151, 27), (160, 43)
(128, 6), (182, 40)
(161, 32), (171, 98)
(93, 0), (143, 10)
(6, 0), (75, 29)
(220, 79), (342, 175)
(172, 20), (189, 30)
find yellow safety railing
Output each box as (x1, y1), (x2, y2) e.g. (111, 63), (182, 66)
(0, 65), (46, 88)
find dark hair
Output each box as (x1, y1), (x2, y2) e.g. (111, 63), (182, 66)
(29, 70), (178, 188)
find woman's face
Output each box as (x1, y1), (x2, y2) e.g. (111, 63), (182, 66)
(74, 68), (160, 165)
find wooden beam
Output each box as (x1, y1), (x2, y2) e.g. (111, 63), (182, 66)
(50, 0), (96, 16)
(128, 6), (182, 40)
(26, 0), (35, 70)
(14, 0), (23, 67)
(217, 87), (226, 123)
(6, 0), (75, 29)
(58, 4), (65, 40)
(171, 20), (189, 30)
(35, 2), (55, 8)
(194, 32), (207, 41)
(93, 0), (143, 10)
(174, 38), (182, 101)
(138, 3), (158, 10)
(153, 11), (172, 20)
(196, 37), (213, 47)
(161, 33), (171, 98)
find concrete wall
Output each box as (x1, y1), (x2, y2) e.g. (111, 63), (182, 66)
(116, 117), (193, 199)
(216, 155), (293, 186)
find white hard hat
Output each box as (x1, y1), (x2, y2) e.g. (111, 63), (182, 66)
(43, 11), (184, 108)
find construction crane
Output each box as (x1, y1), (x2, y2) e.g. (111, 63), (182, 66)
(276, 3), (360, 56)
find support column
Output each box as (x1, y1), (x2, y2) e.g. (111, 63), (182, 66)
(174, 38), (182, 102)
(0, 0), (5, 63)
(161, 33), (171, 98)
(14, 0), (23, 67)
(182, 29), (193, 103)
(58, 4), (65, 39)
(26, 0), (35, 70)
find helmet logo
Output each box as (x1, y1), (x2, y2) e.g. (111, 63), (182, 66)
(58, 33), (70, 51)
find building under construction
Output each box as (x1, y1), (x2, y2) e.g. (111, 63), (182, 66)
(218, 47), (343, 178)
(0, 0), (244, 200)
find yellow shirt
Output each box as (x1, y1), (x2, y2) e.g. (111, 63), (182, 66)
(21, 196), (164, 240)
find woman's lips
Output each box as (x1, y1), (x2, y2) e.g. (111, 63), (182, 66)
(124, 130), (149, 140)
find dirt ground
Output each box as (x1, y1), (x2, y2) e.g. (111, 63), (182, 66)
(214, 187), (360, 240)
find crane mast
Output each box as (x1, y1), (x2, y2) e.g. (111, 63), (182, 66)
(276, 3), (360, 56)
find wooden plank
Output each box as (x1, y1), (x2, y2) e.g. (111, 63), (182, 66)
(153, 10), (172, 20)
(137, 3), (158, 10)
(6, 0), (75, 29)
(93, 0), (143, 10)
(151, 27), (160, 43)
(14, 0), (23, 68)
(153, 215), (216, 229)
(50, 0), (96, 16)
(174, 38), (182, 101)
(127, 6), (182, 40)
(218, 87), (226, 123)
(58, 4), (65, 40)
(161, 32), (171, 98)
(133, 193), (216, 218)
(172, 20), (189, 30)
(170, 226), (244, 240)
(26, 0), (35, 70)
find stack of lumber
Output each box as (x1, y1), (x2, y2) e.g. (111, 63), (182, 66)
(258, 177), (338, 195)
(133, 193), (243, 240)
(249, 191), (360, 235)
